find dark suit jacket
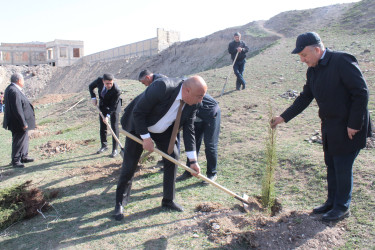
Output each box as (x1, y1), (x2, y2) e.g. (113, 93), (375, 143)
(281, 49), (372, 155)
(121, 77), (199, 152)
(228, 40), (249, 61)
(89, 77), (122, 116)
(3, 83), (36, 132)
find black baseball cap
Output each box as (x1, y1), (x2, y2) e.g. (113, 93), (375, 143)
(292, 32), (321, 54)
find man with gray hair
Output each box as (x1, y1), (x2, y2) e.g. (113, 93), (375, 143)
(271, 32), (372, 222)
(3, 73), (36, 168)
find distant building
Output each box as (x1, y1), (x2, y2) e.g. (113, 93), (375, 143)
(46, 40), (84, 67)
(0, 40), (84, 67)
(0, 28), (179, 67)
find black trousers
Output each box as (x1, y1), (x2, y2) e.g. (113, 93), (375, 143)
(115, 126), (179, 206)
(11, 130), (29, 163)
(99, 111), (119, 151)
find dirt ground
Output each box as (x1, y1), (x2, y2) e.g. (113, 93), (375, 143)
(66, 153), (347, 249)
(191, 202), (346, 249)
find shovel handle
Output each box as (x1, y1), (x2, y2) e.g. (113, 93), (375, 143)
(120, 129), (249, 205)
(96, 106), (124, 149)
(220, 51), (239, 97)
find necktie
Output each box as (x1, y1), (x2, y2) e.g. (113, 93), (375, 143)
(167, 100), (184, 154)
(101, 87), (108, 98)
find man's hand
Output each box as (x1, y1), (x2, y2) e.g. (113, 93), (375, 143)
(270, 116), (285, 129)
(190, 161), (201, 176)
(91, 99), (97, 106)
(237, 47), (243, 53)
(142, 138), (154, 152)
(103, 116), (109, 124)
(23, 125), (28, 131)
(347, 127), (360, 140)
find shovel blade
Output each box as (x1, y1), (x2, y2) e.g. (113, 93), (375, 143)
(242, 194), (251, 213)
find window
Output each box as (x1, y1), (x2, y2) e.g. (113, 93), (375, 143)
(47, 49), (54, 60)
(60, 47), (67, 58)
(73, 48), (80, 58)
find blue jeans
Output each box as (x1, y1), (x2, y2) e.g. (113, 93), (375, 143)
(0, 104), (3, 113)
(324, 150), (360, 211)
(187, 109), (221, 176)
(233, 59), (246, 90)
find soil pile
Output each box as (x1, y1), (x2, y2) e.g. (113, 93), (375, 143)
(192, 202), (346, 249)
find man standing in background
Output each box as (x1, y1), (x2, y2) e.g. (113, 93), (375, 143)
(3, 73), (36, 168)
(228, 32), (249, 90)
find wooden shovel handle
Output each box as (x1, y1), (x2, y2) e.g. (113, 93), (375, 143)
(96, 106), (124, 149)
(120, 129), (249, 204)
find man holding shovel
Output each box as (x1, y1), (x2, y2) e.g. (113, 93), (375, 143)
(89, 73), (122, 158)
(114, 76), (207, 220)
(228, 32), (249, 90)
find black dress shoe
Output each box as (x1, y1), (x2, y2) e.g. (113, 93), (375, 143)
(113, 204), (124, 221)
(12, 162), (25, 168)
(110, 150), (118, 158)
(313, 202), (333, 214)
(162, 200), (184, 212)
(176, 171), (192, 182)
(21, 157), (34, 163)
(97, 146), (108, 154)
(322, 209), (350, 222)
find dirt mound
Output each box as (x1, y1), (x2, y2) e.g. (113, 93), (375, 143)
(0, 181), (54, 231)
(193, 205), (346, 249)
(38, 140), (74, 157)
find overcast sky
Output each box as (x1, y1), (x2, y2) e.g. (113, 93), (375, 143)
(0, 0), (360, 55)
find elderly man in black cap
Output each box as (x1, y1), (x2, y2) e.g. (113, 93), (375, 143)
(271, 32), (372, 222)
(228, 32), (249, 90)
(89, 73), (122, 157)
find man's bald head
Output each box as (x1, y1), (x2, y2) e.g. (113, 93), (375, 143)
(182, 75), (208, 105)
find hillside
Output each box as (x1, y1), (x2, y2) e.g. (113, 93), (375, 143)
(1, 0), (374, 249)
(3, 1), (373, 98)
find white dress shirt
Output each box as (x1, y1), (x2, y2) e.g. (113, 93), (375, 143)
(140, 86), (197, 159)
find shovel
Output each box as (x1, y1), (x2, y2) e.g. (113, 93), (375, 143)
(120, 129), (250, 211)
(96, 106), (125, 158)
(220, 51), (239, 97)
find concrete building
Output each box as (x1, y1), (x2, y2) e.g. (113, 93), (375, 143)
(46, 40), (84, 67)
(0, 28), (178, 67)
(0, 42), (47, 66)
(82, 28), (180, 63)
(0, 40), (84, 67)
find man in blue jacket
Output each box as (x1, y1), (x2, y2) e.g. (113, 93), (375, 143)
(228, 32), (249, 90)
(271, 32), (372, 222)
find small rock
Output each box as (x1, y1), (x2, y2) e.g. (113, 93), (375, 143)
(192, 233), (199, 238)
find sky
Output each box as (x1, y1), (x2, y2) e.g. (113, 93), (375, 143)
(0, 0), (360, 55)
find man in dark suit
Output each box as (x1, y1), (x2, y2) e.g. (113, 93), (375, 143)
(89, 73), (122, 157)
(114, 75), (207, 220)
(3, 73), (36, 168)
(271, 32), (372, 222)
(176, 94), (221, 183)
(138, 69), (166, 87)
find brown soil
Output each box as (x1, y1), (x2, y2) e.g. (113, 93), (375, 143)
(28, 126), (49, 139)
(32, 93), (76, 106)
(38, 140), (75, 157)
(190, 202), (346, 249)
